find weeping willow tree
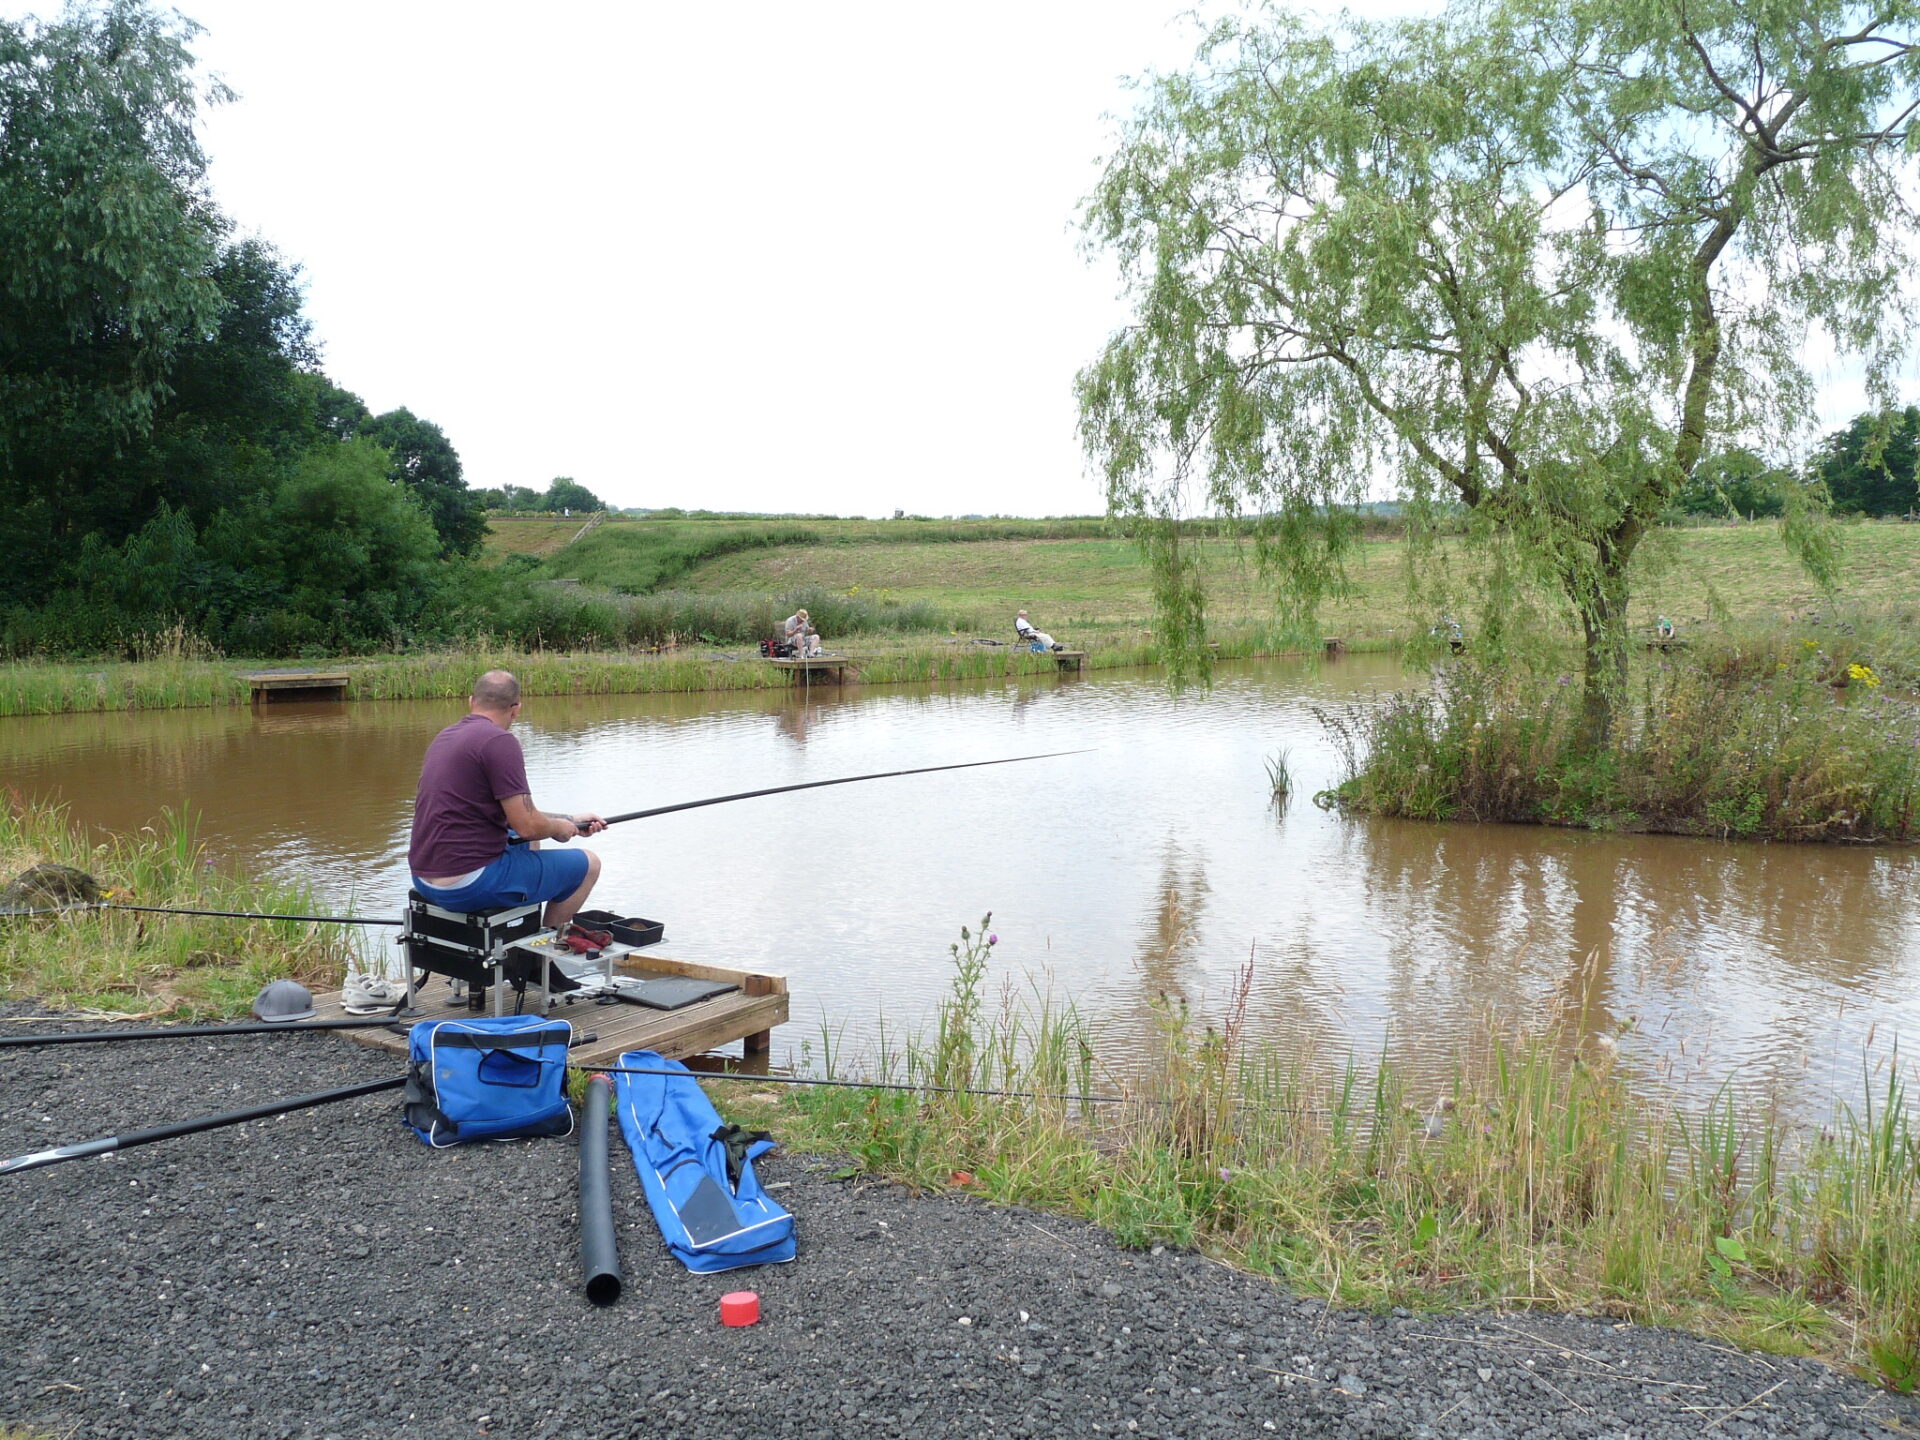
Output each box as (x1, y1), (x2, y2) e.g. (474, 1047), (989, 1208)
(1078, 0), (1920, 738)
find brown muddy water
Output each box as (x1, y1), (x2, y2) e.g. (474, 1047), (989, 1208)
(5, 654), (1918, 1120)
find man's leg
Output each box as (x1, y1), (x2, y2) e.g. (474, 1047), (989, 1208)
(545, 849), (601, 933)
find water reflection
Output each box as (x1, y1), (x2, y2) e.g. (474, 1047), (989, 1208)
(2, 655), (1917, 1122)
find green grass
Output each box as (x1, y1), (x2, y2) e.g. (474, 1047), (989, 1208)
(678, 515), (1920, 641)
(7, 516), (1919, 715)
(713, 917), (1920, 1389)
(0, 799), (354, 1015)
(1321, 609), (1920, 840)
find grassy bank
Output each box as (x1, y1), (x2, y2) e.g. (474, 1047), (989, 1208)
(0, 801), (351, 1015)
(1323, 612), (1920, 841)
(725, 921), (1920, 1390)
(0, 622), (1323, 718)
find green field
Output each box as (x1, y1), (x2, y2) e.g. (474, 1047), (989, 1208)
(658, 514), (1920, 640)
(4, 514), (1916, 717)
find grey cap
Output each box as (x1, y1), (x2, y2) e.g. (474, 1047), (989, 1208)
(251, 979), (316, 1023)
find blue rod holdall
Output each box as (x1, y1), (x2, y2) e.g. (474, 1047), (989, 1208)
(613, 1049), (796, 1272)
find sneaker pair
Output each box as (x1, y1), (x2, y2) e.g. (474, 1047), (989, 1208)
(342, 973), (406, 1014)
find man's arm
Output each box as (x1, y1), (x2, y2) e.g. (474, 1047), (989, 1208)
(501, 794), (606, 843)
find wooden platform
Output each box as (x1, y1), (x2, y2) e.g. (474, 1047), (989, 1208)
(1645, 637), (1689, 651)
(766, 656), (853, 683)
(243, 669), (350, 702)
(1050, 650), (1086, 672)
(311, 953), (788, 1069)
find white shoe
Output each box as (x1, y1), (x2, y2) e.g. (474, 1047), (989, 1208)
(342, 973), (405, 1014)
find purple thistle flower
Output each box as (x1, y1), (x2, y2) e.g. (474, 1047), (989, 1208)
(987, 932), (998, 946)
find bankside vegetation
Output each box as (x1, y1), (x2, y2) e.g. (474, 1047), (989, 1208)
(0, 800), (348, 1014)
(1321, 615), (1920, 842)
(0, 2), (479, 658)
(736, 921), (1920, 1391)
(1079, 0), (1920, 745)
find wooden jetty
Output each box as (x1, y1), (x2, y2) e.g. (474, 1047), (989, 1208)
(1324, 637), (1346, 656)
(310, 953), (787, 1069)
(1049, 650), (1086, 672)
(243, 669), (350, 702)
(1645, 636), (1690, 652)
(766, 656), (854, 683)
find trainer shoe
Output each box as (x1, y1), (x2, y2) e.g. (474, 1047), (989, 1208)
(342, 973), (406, 1014)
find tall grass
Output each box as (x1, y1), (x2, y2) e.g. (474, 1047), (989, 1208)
(1321, 622), (1920, 840)
(0, 798), (354, 1015)
(744, 919), (1920, 1386)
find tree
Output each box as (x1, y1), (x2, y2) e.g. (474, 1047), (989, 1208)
(360, 407), (485, 557)
(1809, 408), (1920, 517)
(1079, 0), (1918, 737)
(211, 437), (442, 652)
(540, 476), (601, 514)
(1672, 449), (1788, 520)
(0, 0), (228, 548)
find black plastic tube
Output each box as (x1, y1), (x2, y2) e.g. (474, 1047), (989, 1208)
(0, 1017), (405, 1049)
(579, 1074), (623, 1305)
(0, 1076), (405, 1177)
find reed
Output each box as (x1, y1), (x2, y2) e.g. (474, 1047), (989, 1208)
(0, 624), (1323, 717)
(737, 920), (1920, 1386)
(0, 798), (353, 1016)
(1321, 614), (1920, 841)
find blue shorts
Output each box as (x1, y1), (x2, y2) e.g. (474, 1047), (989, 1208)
(412, 844), (589, 913)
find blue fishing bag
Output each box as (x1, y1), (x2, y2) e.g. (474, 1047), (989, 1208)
(613, 1049), (796, 1273)
(403, 1016), (575, 1148)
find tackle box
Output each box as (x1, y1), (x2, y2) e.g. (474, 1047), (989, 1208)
(573, 909), (665, 948)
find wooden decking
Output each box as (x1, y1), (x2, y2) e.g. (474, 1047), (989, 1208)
(243, 669), (350, 702)
(766, 656), (854, 683)
(310, 952), (788, 1069)
(1050, 650), (1086, 672)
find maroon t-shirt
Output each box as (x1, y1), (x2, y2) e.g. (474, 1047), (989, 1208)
(408, 714), (532, 876)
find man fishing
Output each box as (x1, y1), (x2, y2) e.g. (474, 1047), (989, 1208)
(409, 670), (607, 936)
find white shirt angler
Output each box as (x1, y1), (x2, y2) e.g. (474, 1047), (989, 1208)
(1015, 614), (1035, 638)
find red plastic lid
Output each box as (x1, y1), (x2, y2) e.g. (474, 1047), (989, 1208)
(720, 1291), (760, 1326)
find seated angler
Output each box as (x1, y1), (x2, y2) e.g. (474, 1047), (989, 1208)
(408, 670), (608, 937)
(1014, 609), (1059, 652)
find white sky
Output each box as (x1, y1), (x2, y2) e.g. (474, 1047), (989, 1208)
(17, 0), (1899, 516)
(173, 0), (1273, 518)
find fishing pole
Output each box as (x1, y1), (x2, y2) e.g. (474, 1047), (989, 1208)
(0, 1076), (405, 1177)
(3, 753), (1091, 924)
(0, 1017), (408, 1049)
(512, 750), (1091, 841)
(1, 1032), (599, 1177)
(580, 1062), (1139, 1108)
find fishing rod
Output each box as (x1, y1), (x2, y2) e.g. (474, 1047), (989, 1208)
(0, 1017), (408, 1050)
(512, 750), (1091, 841)
(2, 753), (1091, 925)
(582, 1062), (1139, 1108)
(2, 1032), (599, 1178)
(0, 1076), (405, 1177)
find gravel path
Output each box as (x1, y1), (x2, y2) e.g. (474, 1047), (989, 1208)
(1, 1011), (1915, 1440)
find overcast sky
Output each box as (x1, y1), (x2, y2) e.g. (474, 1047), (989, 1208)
(18, 1), (1899, 517)
(164, 1), (1273, 518)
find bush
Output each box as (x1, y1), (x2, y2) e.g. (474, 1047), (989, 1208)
(1322, 634), (1920, 841)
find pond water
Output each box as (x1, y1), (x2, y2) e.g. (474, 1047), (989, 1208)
(6, 654), (1919, 1120)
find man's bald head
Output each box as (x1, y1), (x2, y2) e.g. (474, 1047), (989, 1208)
(471, 670), (521, 717)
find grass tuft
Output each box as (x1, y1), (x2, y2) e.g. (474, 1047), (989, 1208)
(0, 798), (354, 1016)
(730, 918), (1920, 1385)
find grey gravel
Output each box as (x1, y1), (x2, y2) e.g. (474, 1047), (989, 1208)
(3, 1008), (1917, 1439)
